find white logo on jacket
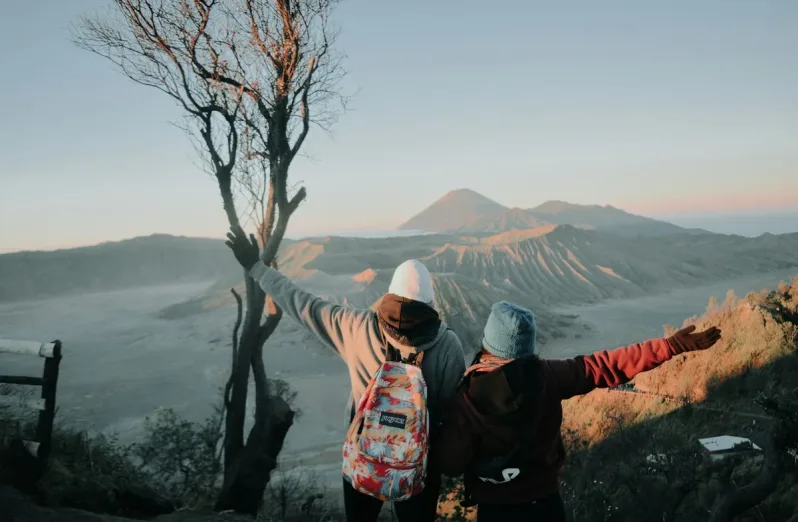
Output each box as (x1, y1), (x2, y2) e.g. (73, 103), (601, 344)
(478, 468), (521, 484)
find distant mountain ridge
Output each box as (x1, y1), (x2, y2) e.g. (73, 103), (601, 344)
(154, 224), (798, 350)
(4, 219), (798, 356)
(399, 188), (701, 236)
(0, 234), (237, 302)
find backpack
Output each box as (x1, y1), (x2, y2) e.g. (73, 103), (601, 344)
(342, 343), (429, 502)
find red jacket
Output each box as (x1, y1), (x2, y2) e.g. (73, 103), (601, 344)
(437, 337), (678, 505)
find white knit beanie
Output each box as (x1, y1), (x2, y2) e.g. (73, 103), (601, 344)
(388, 259), (435, 305)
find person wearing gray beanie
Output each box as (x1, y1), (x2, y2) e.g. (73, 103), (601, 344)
(225, 226), (466, 522)
(438, 301), (722, 522)
(481, 301), (538, 360)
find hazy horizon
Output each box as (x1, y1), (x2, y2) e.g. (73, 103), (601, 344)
(1, 207), (797, 255)
(1, 0), (796, 252)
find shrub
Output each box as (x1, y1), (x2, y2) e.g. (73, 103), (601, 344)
(0, 380), (325, 518)
(128, 406), (224, 509)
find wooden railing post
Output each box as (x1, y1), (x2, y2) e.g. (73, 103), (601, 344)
(35, 340), (62, 462)
(0, 338), (63, 464)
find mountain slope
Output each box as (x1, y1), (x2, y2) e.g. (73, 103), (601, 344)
(527, 200), (696, 236)
(256, 226), (798, 309)
(454, 207), (550, 233)
(398, 189), (507, 232)
(0, 235), (238, 302)
(420, 226), (798, 306)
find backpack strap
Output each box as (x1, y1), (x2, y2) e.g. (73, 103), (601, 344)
(386, 343), (425, 367)
(379, 322), (425, 367)
(408, 350), (424, 367)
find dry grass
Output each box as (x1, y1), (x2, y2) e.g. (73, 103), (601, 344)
(557, 275), (798, 521)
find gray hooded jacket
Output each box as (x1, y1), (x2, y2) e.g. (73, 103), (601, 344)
(249, 262), (466, 427)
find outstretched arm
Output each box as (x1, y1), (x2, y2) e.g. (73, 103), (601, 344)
(248, 262), (371, 359)
(225, 225), (370, 359)
(546, 325), (721, 400)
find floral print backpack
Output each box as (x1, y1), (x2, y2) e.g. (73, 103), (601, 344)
(342, 344), (429, 502)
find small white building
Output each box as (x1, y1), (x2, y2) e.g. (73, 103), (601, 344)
(698, 435), (762, 462)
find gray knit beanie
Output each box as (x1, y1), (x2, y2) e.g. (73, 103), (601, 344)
(482, 301), (537, 359)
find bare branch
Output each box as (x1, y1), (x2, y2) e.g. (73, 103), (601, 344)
(73, 2), (345, 513)
(73, 0), (344, 232)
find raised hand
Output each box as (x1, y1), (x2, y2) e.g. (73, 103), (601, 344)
(225, 225), (261, 270)
(667, 324), (722, 354)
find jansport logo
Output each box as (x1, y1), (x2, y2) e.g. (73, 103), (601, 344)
(378, 412), (408, 429)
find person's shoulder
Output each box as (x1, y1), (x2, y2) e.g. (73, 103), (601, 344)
(537, 357), (564, 375)
(435, 327), (467, 366)
(439, 324), (463, 348)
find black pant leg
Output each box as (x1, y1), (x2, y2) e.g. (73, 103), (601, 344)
(477, 492), (567, 522)
(548, 492), (567, 522)
(393, 471), (442, 522)
(343, 478), (384, 522)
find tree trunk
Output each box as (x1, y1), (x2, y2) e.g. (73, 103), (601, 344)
(215, 276), (264, 512)
(214, 160), (305, 514)
(221, 396), (295, 516)
(215, 276), (296, 515)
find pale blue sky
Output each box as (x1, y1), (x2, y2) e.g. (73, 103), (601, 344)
(1, 0), (797, 252)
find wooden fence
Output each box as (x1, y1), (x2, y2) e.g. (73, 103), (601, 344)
(0, 339), (63, 462)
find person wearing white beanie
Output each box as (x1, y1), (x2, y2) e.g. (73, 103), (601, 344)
(225, 227), (466, 522)
(388, 259), (436, 305)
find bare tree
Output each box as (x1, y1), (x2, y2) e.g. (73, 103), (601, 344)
(73, 0), (345, 514)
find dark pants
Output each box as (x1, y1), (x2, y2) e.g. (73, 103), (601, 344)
(477, 492), (567, 522)
(342, 471), (442, 522)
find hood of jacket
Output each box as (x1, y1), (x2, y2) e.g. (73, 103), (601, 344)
(377, 293), (444, 353)
(460, 355), (545, 456)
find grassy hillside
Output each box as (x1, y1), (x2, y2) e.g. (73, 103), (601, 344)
(558, 275), (798, 522)
(0, 235), (236, 302)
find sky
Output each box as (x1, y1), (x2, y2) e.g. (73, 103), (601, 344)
(1, 0), (797, 252)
